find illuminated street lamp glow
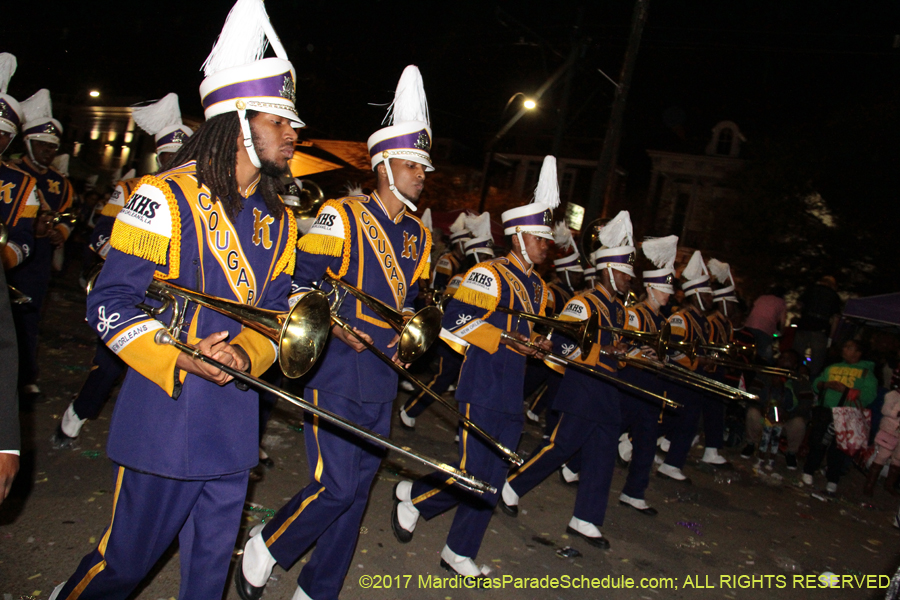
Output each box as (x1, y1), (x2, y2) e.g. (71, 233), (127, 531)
(89, 90), (100, 98)
(523, 99), (537, 110)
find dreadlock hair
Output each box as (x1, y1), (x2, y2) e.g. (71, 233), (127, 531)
(168, 110), (285, 220)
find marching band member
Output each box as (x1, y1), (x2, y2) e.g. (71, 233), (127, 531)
(523, 221), (583, 423)
(9, 88), (74, 404)
(498, 210), (634, 550)
(51, 0), (300, 596)
(399, 211), (494, 429)
(617, 235), (679, 516)
(390, 156), (556, 579)
(701, 258), (740, 465)
(429, 211), (469, 292)
(656, 250), (714, 483)
(236, 65), (433, 600)
(0, 52), (38, 273)
(54, 93), (192, 448)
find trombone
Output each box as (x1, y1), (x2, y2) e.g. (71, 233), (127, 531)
(86, 263), (332, 379)
(153, 329), (495, 495)
(701, 341), (798, 379)
(493, 308), (681, 409)
(600, 323), (756, 401)
(323, 276), (525, 467)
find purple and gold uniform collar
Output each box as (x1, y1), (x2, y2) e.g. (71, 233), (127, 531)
(507, 251), (534, 276)
(370, 191), (407, 224)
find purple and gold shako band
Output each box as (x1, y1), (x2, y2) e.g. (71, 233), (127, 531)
(24, 120), (60, 139)
(595, 249), (636, 267)
(682, 278), (711, 293)
(369, 128), (432, 157)
(201, 71), (296, 114)
(643, 272), (674, 286)
(156, 129), (188, 151)
(0, 99), (21, 130)
(503, 210), (551, 231)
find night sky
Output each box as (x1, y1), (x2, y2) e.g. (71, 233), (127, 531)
(4, 0), (898, 184)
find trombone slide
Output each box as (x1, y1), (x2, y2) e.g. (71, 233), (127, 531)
(154, 330), (495, 495)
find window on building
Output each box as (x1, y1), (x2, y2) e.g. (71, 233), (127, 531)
(671, 192), (690, 237)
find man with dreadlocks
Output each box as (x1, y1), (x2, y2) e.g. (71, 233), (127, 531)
(50, 1), (300, 598)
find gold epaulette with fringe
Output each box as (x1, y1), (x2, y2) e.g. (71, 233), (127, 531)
(109, 174), (181, 279)
(452, 261), (502, 315)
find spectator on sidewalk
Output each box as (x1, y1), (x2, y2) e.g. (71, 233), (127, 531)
(745, 286), (787, 365)
(792, 276), (842, 377)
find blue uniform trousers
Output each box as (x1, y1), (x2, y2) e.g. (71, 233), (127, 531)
(619, 368), (666, 500)
(700, 369), (727, 450)
(72, 340), (126, 420)
(58, 465), (248, 600)
(261, 390), (389, 600)
(409, 403), (522, 559)
(8, 237), (53, 388)
(508, 383), (622, 526)
(660, 380), (703, 469)
(401, 343), (462, 419)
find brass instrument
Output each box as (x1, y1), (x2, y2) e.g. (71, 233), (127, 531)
(499, 331), (681, 409)
(153, 330), (495, 495)
(324, 276), (443, 363)
(598, 322), (756, 401)
(7, 285), (31, 305)
(324, 278), (524, 467)
(494, 306), (598, 357)
(293, 179), (325, 218)
(493, 308), (680, 408)
(701, 340), (755, 361)
(704, 352), (799, 379)
(140, 279), (332, 379)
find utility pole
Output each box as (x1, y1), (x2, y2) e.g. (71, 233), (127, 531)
(582, 0), (650, 228)
(551, 9), (585, 159)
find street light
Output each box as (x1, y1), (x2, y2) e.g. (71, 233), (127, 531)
(89, 90), (100, 98)
(478, 92), (538, 211)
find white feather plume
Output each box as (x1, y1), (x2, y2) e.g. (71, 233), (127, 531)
(682, 250), (708, 281)
(343, 181), (364, 196)
(384, 65), (429, 126)
(0, 53), (16, 95)
(421, 208), (433, 231)
(465, 212), (493, 241)
(599, 210), (633, 249)
(132, 93), (182, 136)
(21, 89), (52, 123)
(533, 155), (560, 210)
(707, 258), (733, 285)
(449, 212), (468, 235)
(553, 221), (576, 252)
(641, 235), (678, 270)
(202, 0), (286, 77)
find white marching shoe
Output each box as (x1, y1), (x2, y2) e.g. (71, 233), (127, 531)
(440, 545), (491, 577)
(701, 447), (728, 465)
(657, 463), (691, 483)
(399, 408), (416, 429)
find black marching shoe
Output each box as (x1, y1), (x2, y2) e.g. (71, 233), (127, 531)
(619, 500), (658, 516)
(234, 555), (266, 600)
(498, 497), (518, 517)
(565, 525), (610, 550)
(390, 483), (414, 543)
(51, 423), (77, 450)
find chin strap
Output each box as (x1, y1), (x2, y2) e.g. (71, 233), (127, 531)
(24, 139), (45, 168)
(696, 293), (706, 311)
(515, 232), (532, 266)
(562, 270), (573, 292)
(237, 106), (261, 169)
(606, 265), (620, 295)
(0, 131), (15, 157)
(383, 157), (417, 212)
(646, 287), (661, 310)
